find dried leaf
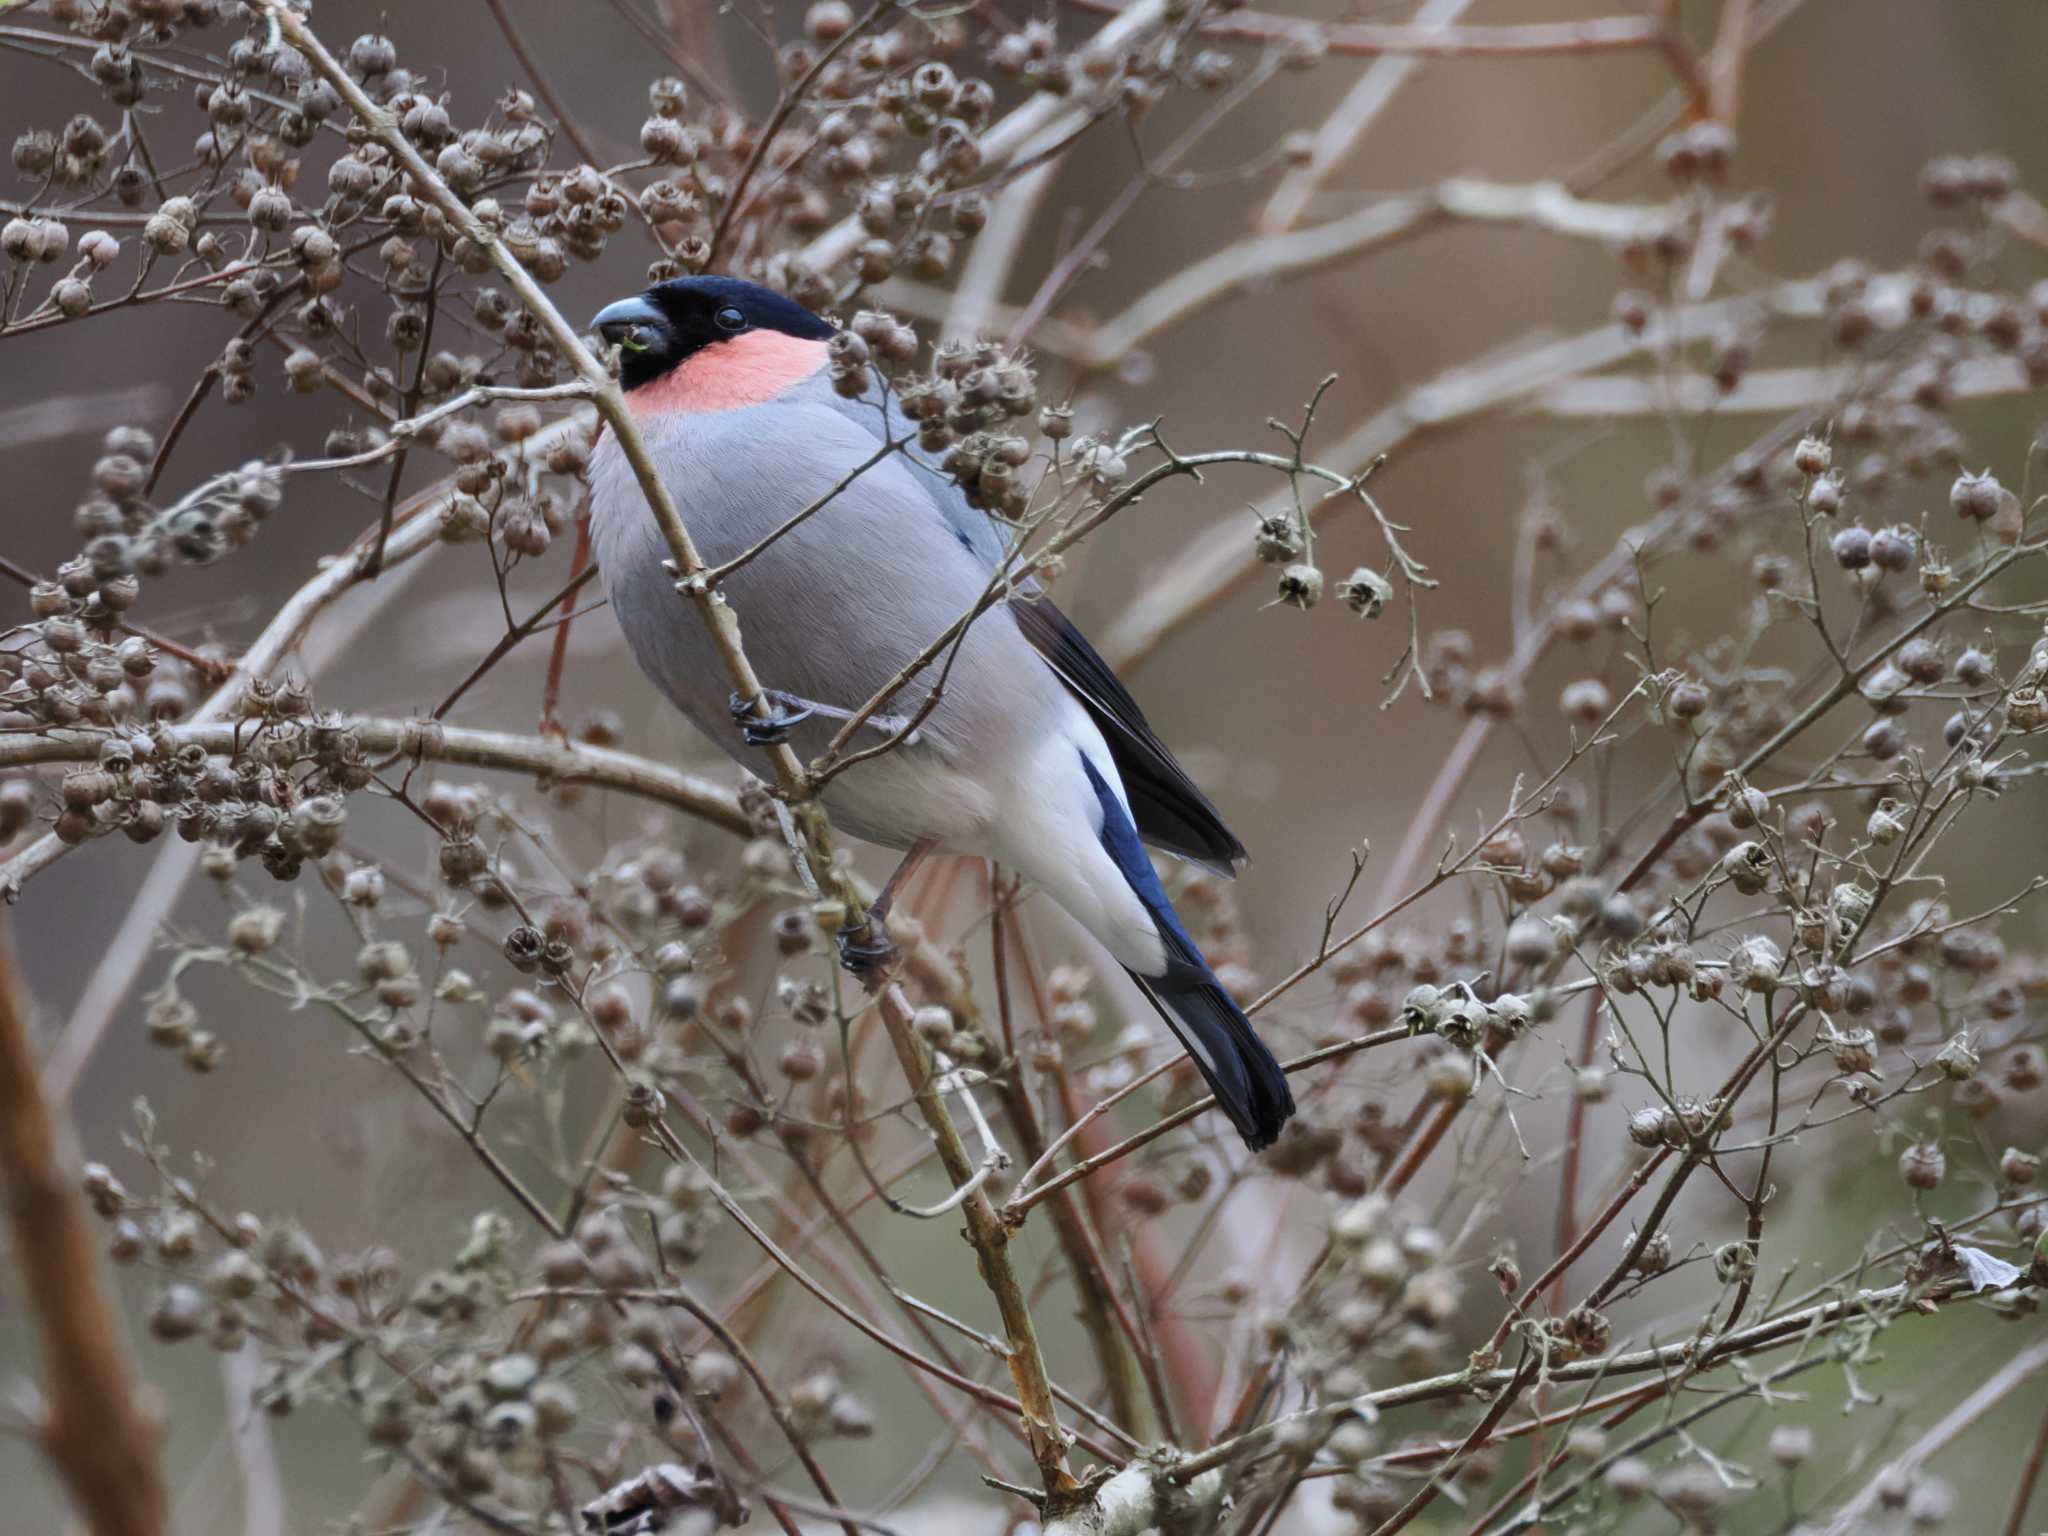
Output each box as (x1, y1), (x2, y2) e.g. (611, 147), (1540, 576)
(1954, 1244), (2024, 1293)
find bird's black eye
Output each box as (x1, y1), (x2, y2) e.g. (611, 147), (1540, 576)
(713, 304), (746, 331)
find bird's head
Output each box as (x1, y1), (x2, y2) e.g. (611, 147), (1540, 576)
(591, 276), (835, 393)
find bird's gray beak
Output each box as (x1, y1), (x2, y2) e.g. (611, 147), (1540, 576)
(591, 295), (662, 348)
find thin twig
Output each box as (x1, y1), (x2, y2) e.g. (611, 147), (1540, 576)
(480, 0), (606, 171)
(706, 0), (892, 267)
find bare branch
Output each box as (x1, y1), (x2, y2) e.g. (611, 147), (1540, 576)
(0, 919), (167, 1536)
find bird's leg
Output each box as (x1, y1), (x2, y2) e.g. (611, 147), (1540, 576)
(837, 837), (936, 978)
(728, 689), (925, 748)
(728, 689), (816, 746)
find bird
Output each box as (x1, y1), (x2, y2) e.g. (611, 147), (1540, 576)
(585, 275), (1295, 1151)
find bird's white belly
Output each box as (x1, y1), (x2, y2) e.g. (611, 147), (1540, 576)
(813, 750), (998, 853)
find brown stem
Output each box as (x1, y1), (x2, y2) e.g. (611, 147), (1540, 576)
(538, 511), (592, 735)
(655, 0), (734, 100)
(1461, 1378), (1668, 1529)
(644, 1081), (1032, 1475)
(1379, 1093), (1457, 1199)
(989, 895), (1154, 1438)
(362, 250), (442, 577)
(872, 983), (1078, 1491)
(433, 562), (600, 722)
(0, 918), (168, 1536)
(996, 907), (1220, 1443)
(0, 554), (233, 682)
(2004, 1392), (2048, 1536)
(655, 1283), (862, 1536)
(1365, 1356), (1539, 1536)
(142, 272), (307, 498)
(1547, 991), (1606, 1307)
(1006, 1026), (1405, 1216)
(1490, 1151), (1671, 1357)
(705, 0), (891, 268)
(693, 988), (998, 1412)
(0, 717), (751, 836)
(479, 0), (606, 171)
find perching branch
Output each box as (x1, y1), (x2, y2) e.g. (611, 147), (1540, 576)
(0, 920), (167, 1536)
(0, 717), (751, 836)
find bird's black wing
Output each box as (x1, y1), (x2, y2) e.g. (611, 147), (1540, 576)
(1012, 595), (1246, 874)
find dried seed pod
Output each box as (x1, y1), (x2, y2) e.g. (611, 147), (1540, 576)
(149, 1283), (207, 1341)
(1720, 841), (1771, 895)
(1870, 524), (1916, 573)
(1559, 679), (1610, 724)
(1831, 524), (1872, 570)
(1793, 435), (1832, 476)
(1898, 1141), (1945, 1190)
(1276, 563), (1323, 609)
(1949, 469), (2007, 522)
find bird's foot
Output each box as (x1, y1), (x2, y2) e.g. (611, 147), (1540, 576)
(729, 689), (816, 747)
(835, 914), (899, 979)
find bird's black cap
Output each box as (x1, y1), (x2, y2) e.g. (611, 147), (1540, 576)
(591, 276), (834, 390)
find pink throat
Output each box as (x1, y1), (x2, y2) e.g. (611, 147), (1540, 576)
(627, 330), (827, 416)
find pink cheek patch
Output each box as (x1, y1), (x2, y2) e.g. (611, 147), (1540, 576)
(628, 331), (828, 416)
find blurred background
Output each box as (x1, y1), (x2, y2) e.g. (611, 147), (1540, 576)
(5, 0), (2048, 1531)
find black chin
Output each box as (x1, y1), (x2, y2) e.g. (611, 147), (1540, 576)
(618, 348), (670, 391)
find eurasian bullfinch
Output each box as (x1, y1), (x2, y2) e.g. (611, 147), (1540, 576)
(587, 275), (1293, 1150)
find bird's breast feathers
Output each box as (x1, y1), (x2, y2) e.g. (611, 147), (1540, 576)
(624, 330), (828, 418)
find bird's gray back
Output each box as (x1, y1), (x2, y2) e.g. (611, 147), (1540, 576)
(803, 378), (1014, 570)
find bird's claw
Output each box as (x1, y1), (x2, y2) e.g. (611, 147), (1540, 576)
(836, 916), (898, 979)
(729, 689), (815, 747)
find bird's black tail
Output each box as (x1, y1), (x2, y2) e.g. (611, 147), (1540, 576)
(1129, 964), (1295, 1151)
(1080, 754), (1296, 1151)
